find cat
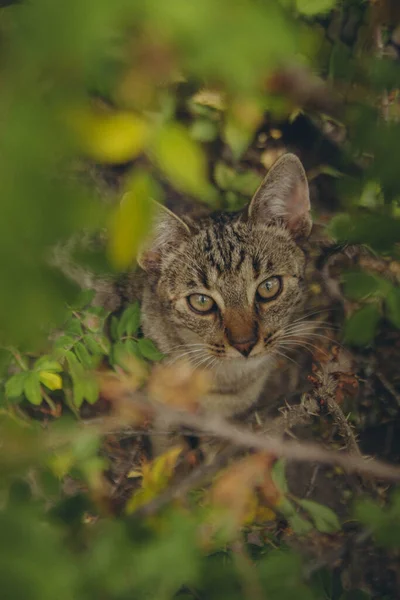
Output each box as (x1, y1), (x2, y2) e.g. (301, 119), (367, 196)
(136, 152), (313, 418)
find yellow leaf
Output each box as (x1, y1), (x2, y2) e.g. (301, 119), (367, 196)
(67, 105), (149, 164)
(151, 124), (210, 199)
(127, 470), (143, 478)
(224, 99), (263, 160)
(125, 446), (182, 514)
(107, 171), (155, 270)
(48, 451), (74, 479)
(39, 371), (62, 391)
(192, 89), (226, 111)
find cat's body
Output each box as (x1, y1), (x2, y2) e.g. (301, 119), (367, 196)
(135, 153), (314, 419)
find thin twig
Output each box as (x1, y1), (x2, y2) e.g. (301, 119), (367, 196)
(86, 394), (400, 482)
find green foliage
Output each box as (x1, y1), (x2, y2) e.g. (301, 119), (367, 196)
(355, 489), (400, 550)
(344, 303), (381, 347)
(0, 0), (399, 597)
(341, 270), (400, 346)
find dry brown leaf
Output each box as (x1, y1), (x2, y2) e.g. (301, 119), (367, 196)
(208, 453), (280, 530)
(147, 361), (211, 411)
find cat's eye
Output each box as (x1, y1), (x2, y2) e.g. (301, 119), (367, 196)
(256, 276), (282, 301)
(187, 293), (216, 314)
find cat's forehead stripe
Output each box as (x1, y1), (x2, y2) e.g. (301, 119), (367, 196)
(200, 221), (250, 274)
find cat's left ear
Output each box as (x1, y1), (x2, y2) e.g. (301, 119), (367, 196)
(247, 153), (312, 239)
(137, 201), (191, 273)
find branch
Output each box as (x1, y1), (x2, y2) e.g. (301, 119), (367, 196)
(87, 393), (400, 482)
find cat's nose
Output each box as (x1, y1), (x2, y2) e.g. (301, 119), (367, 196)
(231, 338), (257, 357)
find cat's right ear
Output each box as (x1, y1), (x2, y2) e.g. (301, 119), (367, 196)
(137, 202), (191, 273)
(247, 153), (312, 240)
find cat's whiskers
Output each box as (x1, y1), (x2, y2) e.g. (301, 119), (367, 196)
(278, 339), (329, 358)
(166, 347), (206, 366)
(191, 353), (215, 371)
(271, 348), (300, 367)
(166, 342), (208, 353)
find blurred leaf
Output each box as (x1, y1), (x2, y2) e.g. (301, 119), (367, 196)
(385, 287), (400, 328)
(258, 550), (315, 600)
(296, 498), (340, 533)
(75, 342), (93, 369)
(23, 372), (43, 406)
(355, 490), (400, 549)
(39, 371), (63, 391)
(117, 302), (141, 338)
(66, 319), (84, 337)
(295, 0), (336, 17)
(34, 357), (63, 372)
(344, 304), (381, 347)
(288, 514), (314, 535)
(68, 105), (149, 164)
(110, 315), (119, 341)
(190, 118), (218, 142)
(84, 334), (105, 356)
(126, 446), (183, 513)
(272, 459), (289, 494)
(138, 338), (164, 361)
(328, 213), (400, 252)
(151, 123), (211, 199)
(342, 271), (389, 301)
(5, 372), (29, 398)
(82, 375), (99, 405)
(107, 170), (156, 270)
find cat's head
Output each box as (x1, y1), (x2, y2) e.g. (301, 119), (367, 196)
(139, 153), (312, 366)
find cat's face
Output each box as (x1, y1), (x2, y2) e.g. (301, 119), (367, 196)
(140, 154), (312, 367)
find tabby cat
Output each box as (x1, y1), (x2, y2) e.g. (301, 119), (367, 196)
(136, 153), (313, 418)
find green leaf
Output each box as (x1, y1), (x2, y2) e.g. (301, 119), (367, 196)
(23, 372), (43, 406)
(82, 376), (99, 405)
(343, 304), (381, 347)
(72, 288), (96, 310)
(107, 170), (156, 270)
(288, 514), (313, 535)
(65, 318), (84, 337)
(84, 334), (104, 356)
(271, 459), (289, 494)
(295, 0), (336, 16)
(342, 271), (389, 301)
(5, 372), (29, 398)
(117, 302), (141, 338)
(190, 118), (218, 142)
(297, 498), (341, 533)
(277, 496), (297, 518)
(138, 338), (164, 361)
(223, 118), (253, 161)
(34, 357), (63, 372)
(151, 123), (211, 199)
(214, 162), (235, 190)
(72, 430), (101, 461)
(54, 335), (76, 351)
(385, 287), (400, 328)
(74, 342), (93, 369)
(125, 339), (140, 356)
(72, 380), (85, 409)
(110, 315), (119, 341)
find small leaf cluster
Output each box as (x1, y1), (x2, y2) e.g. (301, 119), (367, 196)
(2, 294), (163, 412)
(341, 270), (400, 347)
